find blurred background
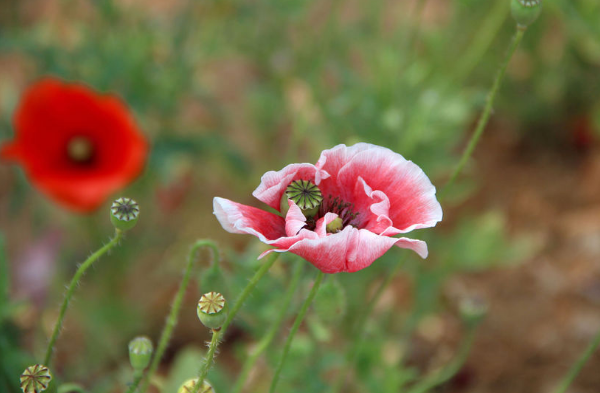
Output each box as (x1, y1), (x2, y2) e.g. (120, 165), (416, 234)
(1, 0), (600, 392)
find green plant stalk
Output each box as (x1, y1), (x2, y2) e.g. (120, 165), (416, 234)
(553, 328), (600, 393)
(407, 326), (477, 393)
(232, 262), (304, 393)
(43, 229), (124, 366)
(0, 233), (8, 321)
(188, 252), (281, 393)
(124, 370), (144, 393)
(220, 252), (279, 333)
(444, 26), (526, 192)
(191, 328), (222, 393)
(329, 257), (406, 393)
(269, 270), (325, 393)
(138, 239), (219, 393)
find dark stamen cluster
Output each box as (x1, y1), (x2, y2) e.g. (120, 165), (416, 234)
(319, 195), (360, 227)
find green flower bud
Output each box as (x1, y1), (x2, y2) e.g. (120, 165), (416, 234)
(313, 277), (346, 324)
(511, 0), (542, 28)
(128, 336), (153, 370)
(459, 297), (488, 327)
(20, 364), (52, 393)
(197, 292), (228, 330)
(280, 180), (322, 218)
(110, 197), (140, 231)
(177, 378), (214, 393)
(325, 217), (343, 233)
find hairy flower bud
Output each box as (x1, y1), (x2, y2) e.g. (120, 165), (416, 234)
(459, 297), (488, 327)
(511, 0), (542, 28)
(177, 378), (214, 393)
(128, 336), (153, 371)
(110, 197), (140, 231)
(197, 292), (228, 330)
(20, 365), (52, 393)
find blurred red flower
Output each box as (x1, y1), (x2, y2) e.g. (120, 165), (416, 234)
(214, 143), (442, 273)
(1, 78), (148, 212)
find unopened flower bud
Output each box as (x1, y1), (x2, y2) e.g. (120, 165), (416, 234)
(313, 277), (346, 324)
(511, 0), (542, 28)
(20, 364), (52, 393)
(280, 179), (322, 218)
(110, 197), (140, 231)
(197, 292), (228, 330)
(177, 378), (214, 393)
(128, 336), (153, 371)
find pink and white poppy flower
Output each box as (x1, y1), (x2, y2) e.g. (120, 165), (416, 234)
(213, 143), (442, 273)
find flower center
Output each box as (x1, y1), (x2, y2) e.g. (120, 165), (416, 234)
(284, 179), (323, 218)
(318, 195), (360, 229)
(66, 136), (95, 164)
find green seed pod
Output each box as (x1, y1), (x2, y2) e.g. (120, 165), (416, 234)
(20, 364), (52, 393)
(313, 277), (346, 324)
(280, 180), (323, 218)
(110, 197), (140, 231)
(511, 0), (542, 28)
(128, 336), (153, 371)
(177, 378), (214, 393)
(197, 292), (228, 330)
(459, 297), (488, 327)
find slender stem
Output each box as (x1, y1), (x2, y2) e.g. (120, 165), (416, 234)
(43, 229), (124, 366)
(269, 270), (325, 393)
(553, 328), (600, 393)
(220, 252), (279, 333)
(444, 27), (526, 192)
(329, 257), (406, 393)
(232, 262), (304, 393)
(138, 239), (219, 393)
(407, 326), (477, 393)
(191, 328), (222, 393)
(0, 233), (8, 320)
(124, 371), (144, 393)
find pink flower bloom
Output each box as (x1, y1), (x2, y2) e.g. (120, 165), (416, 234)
(213, 143), (442, 273)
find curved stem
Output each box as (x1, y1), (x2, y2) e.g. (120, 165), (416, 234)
(407, 326), (477, 393)
(43, 229), (124, 366)
(444, 27), (526, 192)
(138, 239), (219, 393)
(57, 383), (87, 393)
(269, 270), (325, 393)
(553, 328), (600, 393)
(232, 262), (304, 393)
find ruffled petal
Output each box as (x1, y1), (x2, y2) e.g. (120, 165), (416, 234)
(252, 163), (329, 211)
(279, 225), (428, 273)
(321, 143), (442, 232)
(213, 197), (286, 242)
(285, 200), (307, 237)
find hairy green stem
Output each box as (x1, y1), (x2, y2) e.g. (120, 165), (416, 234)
(444, 27), (526, 192)
(407, 326), (477, 393)
(43, 229), (124, 366)
(553, 328), (600, 393)
(191, 328), (222, 393)
(232, 262), (304, 393)
(269, 270), (325, 393)
(124, 371), (144, 393)
(138, 239), (219, 393)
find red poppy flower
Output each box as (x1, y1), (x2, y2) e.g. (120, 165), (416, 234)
(0, 78), (148, 212)
(214, 143), (442, 273)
